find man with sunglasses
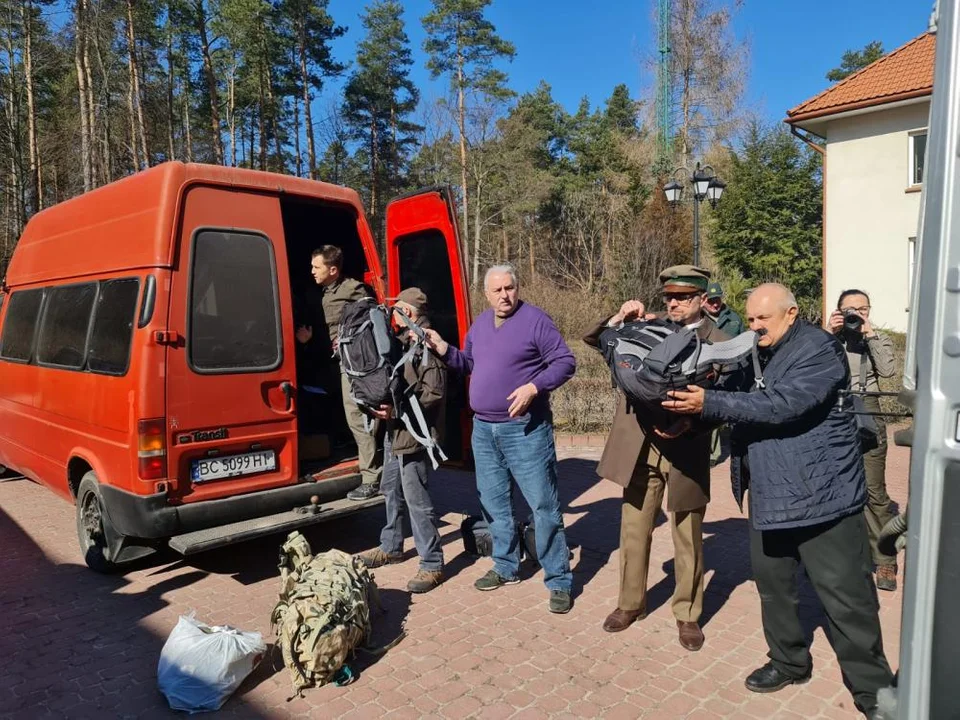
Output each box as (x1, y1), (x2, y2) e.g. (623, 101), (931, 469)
(583, 264), (727, 651)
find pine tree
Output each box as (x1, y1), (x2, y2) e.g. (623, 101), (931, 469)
(344, 0), (420, 235)
(277, 0), (345, 179)
(711, 124), (823, 317)
(422, 0), (515, 280)
(604, 84), (639, 134)
(826, 41), (885, 82)
(191, 0), (224, 164)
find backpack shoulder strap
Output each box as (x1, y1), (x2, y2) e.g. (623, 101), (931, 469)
(694, 331), (766, 389)
(398, 393), (448, 470)
(858, 351), (869, 391)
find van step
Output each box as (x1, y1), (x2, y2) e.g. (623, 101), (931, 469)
(167, 495), (385, 556)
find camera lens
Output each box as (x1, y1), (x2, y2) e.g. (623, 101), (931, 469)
(843, 309), (864, 332)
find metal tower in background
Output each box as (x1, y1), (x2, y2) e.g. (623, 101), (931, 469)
(656, 0), (673, 173)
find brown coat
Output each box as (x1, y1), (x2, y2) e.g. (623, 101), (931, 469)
(583, 315), (729, 512)
(389, 337), (447, 456)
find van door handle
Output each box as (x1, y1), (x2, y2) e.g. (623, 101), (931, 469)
(279, 381), (295, 413)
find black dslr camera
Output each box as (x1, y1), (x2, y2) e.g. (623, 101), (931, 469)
(843, 308), (864, 334)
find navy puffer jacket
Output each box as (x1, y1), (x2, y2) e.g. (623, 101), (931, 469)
(702, 320), (866, 530)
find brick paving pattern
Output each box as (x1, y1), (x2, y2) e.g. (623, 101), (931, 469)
(0, 434), (907, 719)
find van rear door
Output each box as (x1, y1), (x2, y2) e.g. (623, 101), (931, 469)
(384, 186), (472, 464)
(165, 187), (299, 501)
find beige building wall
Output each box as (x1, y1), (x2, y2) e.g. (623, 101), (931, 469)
(823, 100), (929, 333)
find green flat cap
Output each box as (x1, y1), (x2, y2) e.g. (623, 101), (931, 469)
(396, 286), (429, 314)
(659, 264), (712, 292)
(705, 281), (723, 299)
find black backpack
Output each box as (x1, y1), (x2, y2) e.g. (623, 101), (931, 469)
(460, 515), (494, 558)
(460, 515), (574, 566)
(596, 318), (764, 428)
(337, 298), (447, 469)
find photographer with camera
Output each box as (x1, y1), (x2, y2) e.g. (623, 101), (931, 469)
(827, 289), (898, 591)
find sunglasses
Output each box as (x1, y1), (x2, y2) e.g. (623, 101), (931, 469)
(662, 292), (701, 304)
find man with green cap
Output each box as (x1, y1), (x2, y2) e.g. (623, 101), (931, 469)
(583, 264), (727, 652)
(704, 281), (745, 336)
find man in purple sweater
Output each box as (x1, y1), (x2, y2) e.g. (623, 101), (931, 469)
(425, 264), (577, 613)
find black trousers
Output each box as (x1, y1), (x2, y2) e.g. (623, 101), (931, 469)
(749, 511), (893, 710)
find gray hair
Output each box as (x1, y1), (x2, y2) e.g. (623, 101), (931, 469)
(484, 264), (519, 291)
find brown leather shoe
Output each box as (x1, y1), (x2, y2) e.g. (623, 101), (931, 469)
(602, 607), (645, 633)
(876, 564), (898, 592)
(678, 621), (704, 651)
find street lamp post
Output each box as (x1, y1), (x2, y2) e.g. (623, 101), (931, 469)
(662, 161), (727, 266)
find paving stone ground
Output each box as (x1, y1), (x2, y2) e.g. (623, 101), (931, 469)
(0, 433), (907, 720)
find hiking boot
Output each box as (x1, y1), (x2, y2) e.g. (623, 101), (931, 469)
(407, 569), (444, 594)
(347, 484), (380, 501)
(876, 565), (898, 592)
(474, 569), (520, 591)
(549, 590), (572, 614)
(356, 547), (402, 568)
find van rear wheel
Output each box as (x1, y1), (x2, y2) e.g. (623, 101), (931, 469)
(76, 472), (123, 573)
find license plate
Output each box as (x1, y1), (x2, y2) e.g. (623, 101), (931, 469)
(191, 450), (276, 482)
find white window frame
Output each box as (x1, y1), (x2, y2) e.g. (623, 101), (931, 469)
(909, 129), (928, 187)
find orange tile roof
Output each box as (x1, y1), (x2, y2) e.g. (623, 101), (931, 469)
(786, 32), (935, 124)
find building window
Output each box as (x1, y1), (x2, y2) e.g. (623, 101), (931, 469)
(909, 131), (927, 186)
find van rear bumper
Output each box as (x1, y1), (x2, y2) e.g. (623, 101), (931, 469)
(99, 474), (363, 540)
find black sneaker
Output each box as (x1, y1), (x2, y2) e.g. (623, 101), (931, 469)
(474, 569), (520, 591)
(549, 590), (572, 614)
(347, 484), (380, 501)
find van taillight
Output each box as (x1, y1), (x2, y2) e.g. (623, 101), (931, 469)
(138, 418), (167, 480)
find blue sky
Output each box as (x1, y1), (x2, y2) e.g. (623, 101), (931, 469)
(326, 0), (933, 127)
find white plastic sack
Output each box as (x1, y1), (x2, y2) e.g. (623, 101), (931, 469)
(157, 613), (266, 714)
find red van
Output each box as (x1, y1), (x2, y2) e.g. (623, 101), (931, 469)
(0, 162), (471, 571)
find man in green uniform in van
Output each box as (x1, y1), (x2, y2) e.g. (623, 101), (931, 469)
(297, 245), (383, 500)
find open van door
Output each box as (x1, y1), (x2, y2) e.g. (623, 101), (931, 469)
(888, 2), (960, 718)
(385, 187), (472, 465)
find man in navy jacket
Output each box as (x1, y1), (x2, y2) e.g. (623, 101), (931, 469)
(663, 283), (893, 719)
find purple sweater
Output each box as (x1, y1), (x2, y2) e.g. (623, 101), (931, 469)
(444, 301), (576, 423)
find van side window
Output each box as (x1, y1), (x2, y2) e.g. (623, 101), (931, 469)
(36, 283), (97, 369)
(0, 289), (44, 362)
(189, 230), (281, 372)
(88, 278), (140, 375)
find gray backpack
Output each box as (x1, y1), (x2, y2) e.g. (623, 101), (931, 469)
(337, 298), (447, 469)
(597, 319), (764, 426)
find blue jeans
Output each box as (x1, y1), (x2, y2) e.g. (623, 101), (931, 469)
(472, 416), (572, 592)
(379, 435), (443, 571)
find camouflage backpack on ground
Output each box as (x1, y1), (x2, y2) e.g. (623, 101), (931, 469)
(270, 532), (379, 697)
